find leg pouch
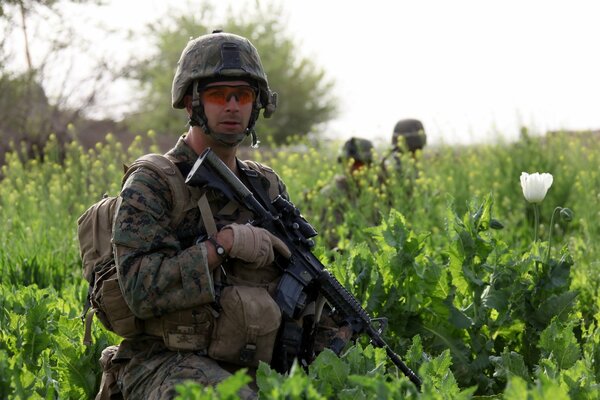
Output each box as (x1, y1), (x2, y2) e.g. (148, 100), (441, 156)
(209, 286), (282, 367)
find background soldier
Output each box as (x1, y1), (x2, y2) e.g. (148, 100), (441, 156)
(382, 118), (427, 175)
(392, 118), (427, 155)
(96, 31), (349, 399)
(331, 136), (375, 193)
(318, 137), (375, 249)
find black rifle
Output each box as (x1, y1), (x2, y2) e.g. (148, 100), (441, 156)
(186, 148), (422, 389)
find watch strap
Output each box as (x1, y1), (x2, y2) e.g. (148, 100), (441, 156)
(207, 236), (228, 259)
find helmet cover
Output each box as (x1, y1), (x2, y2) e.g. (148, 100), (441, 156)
(392, 119), (427, 152)
(339, 137), (374, 164)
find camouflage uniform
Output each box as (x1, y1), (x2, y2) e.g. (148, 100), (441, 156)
(109, 135), (288, 398)
(96, 31), (343, 399)
(318, 138), (374, 248)
(325, 137), (374, 199)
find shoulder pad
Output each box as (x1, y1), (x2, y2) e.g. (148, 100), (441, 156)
(124, 153), (189, 227)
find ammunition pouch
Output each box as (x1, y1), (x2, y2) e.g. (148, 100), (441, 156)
(144, 306), (217, 352)
(88, 264), (143, 339)
(208, 285), (281, 367)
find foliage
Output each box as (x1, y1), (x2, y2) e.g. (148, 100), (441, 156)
(0, 283), (116, 399)
(123, 0), (337, 145)
(0, 72), (56, 166)
(0, 0), (123, 168)
(0, 131), (159, 290)
(0, 1), (59, 19)
(1, 130), (600, 397)
(175, 369), (252, 400)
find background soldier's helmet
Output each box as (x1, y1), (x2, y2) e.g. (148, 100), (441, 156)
(338, 137), (374, 164)
(392, 119), (427, 153)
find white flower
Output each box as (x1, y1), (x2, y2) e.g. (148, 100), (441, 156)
(520, 172), (553, 204)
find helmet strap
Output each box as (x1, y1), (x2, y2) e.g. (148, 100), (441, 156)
(246, 107), (260, 148)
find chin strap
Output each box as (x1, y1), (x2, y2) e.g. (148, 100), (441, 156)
(189, 81), (260, 148)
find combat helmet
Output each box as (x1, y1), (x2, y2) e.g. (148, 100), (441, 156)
(338, 137), (374, 165)
(172, 30), (277, 147)
(392, 119), (427, 153)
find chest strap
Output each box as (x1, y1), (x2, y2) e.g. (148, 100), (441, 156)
(197, 194), (218, 237)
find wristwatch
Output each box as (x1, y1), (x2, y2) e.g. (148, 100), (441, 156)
(207, 236), (228, 259)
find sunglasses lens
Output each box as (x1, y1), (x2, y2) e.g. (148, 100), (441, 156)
(203, 88), (226, 105)
(202, 86), (256, 106)
(236, 87), (255, 105)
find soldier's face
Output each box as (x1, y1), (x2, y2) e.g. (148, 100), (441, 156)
(201, 80), (255, 135)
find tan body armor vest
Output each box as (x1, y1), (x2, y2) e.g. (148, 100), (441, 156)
(143, 159), (285, 367)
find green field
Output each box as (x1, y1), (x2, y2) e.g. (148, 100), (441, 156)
(1, 130), (599, 399)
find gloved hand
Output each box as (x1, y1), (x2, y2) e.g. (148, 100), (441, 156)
(223, 223), (291, 269)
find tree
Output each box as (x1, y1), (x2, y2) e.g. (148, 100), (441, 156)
(125, 1), (338, 145)
(0, 0), (104, 65)
(0, 0), (128, 165)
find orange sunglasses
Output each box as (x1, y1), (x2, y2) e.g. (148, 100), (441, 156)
(201, 85), (257, 106)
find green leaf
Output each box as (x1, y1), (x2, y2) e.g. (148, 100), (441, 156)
(533, 292), (578, 325)
(490, 350), (530, 382)
(337, 387), (368, 400)
(309, 349), (350, 395)
(342, 344), (370, 375)
(503, 376), (529, 400)
(256, 362), (285, 396)
(539, 320), (581, 370)
(405, 335), (424, 369)
(530, 374), (571, 400)
(215, 369), (252, 399)
(448, 304), (473, 329)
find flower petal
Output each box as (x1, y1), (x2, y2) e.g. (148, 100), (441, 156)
(520, 172), (553, 203)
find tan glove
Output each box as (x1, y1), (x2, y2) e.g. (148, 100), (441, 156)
(223, 223), (291, 269)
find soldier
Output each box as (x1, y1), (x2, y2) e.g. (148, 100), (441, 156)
(392, 118), (427, 155)
(318, 137), (375, 249)
(96, 31), (350, 399)
(330, 136), (375, 194)
(382, 118), (427, 175)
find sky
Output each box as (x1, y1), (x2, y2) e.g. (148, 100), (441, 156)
(25, 0), (600, 147)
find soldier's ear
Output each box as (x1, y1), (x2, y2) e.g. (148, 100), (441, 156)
(184, 95), (193, 115)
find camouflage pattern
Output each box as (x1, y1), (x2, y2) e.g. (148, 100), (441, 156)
(106, 134), (346, 397)
(113, 141), (214, 319)
(392, 118), (427, 153)
(317, 138), (379, 249)
(112, 339), (257, 399)
(338, 137), (374, 165)
(171, 31), (276, 118)
(109, 134), (308, 397)
(113, 135), (290, 318)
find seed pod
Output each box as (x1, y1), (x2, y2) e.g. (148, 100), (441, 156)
(490, 219), (504, 230)
(560, 208), (574, 223)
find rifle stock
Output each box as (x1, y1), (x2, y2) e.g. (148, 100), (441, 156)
(186, 148), (422, 389)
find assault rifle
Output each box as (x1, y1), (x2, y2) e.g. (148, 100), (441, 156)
(186, 148), (422, 389)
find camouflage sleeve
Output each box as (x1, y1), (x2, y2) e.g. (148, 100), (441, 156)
(112, 167), (214, 320)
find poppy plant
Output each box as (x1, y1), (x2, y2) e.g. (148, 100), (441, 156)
(520, 172), (553, 242)
(520, 172), (553, 204)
